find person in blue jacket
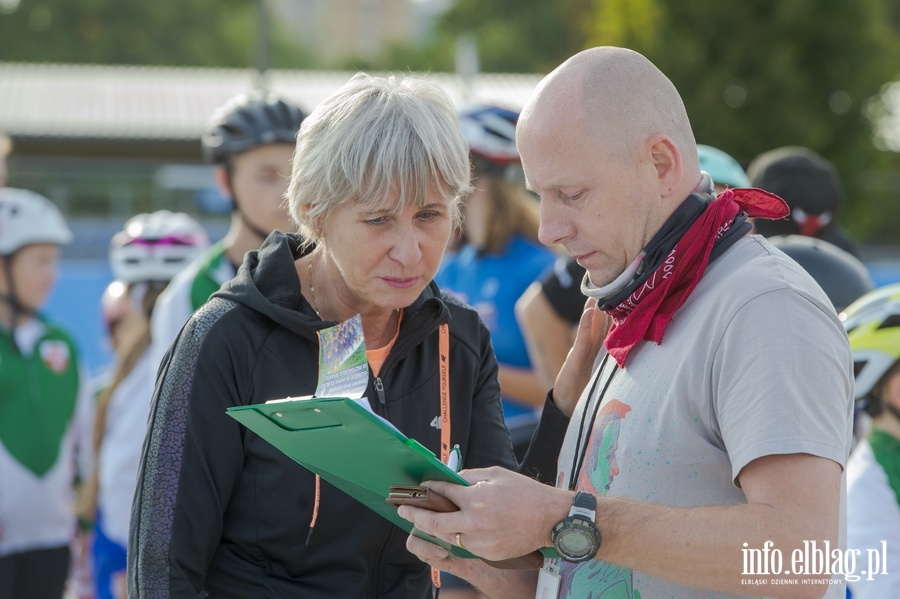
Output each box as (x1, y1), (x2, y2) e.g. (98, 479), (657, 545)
(436, 105), (558, 446)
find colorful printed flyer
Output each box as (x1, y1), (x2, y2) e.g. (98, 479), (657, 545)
(314, 314), (369, 399)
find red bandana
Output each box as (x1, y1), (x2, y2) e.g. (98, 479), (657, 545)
(604, 188), (789, 367)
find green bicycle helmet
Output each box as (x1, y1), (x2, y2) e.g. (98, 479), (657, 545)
(840, 283), (900, 414)
(697, 144), (750, 188)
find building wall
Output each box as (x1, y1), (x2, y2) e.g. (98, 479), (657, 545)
(271, 0), (416, 63)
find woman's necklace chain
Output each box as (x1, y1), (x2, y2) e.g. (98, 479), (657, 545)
(307, 256), (322, 319)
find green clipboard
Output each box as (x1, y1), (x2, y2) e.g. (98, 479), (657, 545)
(226, 396), (479, 558)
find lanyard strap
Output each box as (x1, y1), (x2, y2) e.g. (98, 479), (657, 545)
(568, 353), (618, 490)
(433, 322), (451, 591)
(438, 322), (451, 466)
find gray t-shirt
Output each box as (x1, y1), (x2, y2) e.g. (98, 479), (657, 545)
(551, 235), (853, 599)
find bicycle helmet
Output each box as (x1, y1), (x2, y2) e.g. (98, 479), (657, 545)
(0, 187), (73, 255)
(109, 211), (209, 283)
(840, 284), (900, 412)
(459, 105), (520, 168)
(768, 235), (873, 312)
(697, 144), (750, 189)
(747, 146), (843, 238)
(202, 92), (307, 164)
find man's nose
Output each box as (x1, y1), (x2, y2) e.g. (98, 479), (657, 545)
(538, 199), (572, 247)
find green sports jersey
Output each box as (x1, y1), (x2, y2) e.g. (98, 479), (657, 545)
(0, 318), (80, 477)
(189, 241), (230, 311)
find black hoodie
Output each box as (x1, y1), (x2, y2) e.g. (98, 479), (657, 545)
(128, 232), (567, 598)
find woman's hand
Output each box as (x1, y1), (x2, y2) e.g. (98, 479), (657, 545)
(400, 467), (561, 598)
(552, 298), (608, 416)
(405, 534), (486, 583)
(405, 535), (540, 599)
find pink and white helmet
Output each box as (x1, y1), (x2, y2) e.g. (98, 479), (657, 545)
(109, 210), (209, 283)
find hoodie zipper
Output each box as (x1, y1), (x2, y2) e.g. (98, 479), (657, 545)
(368, 517), (397, 598)
(369, 300), (446, 413)
(374, 376), (386, 405)
(367, 299), (449, 597)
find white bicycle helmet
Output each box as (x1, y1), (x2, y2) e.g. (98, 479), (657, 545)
(840, 283), (900, 408)
(0, 187), (73, 255)
(109, 210), (210, 283)
(459, 105), (520, 167)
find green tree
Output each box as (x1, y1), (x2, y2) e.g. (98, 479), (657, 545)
(415, 0), (900, 242)
(332, 37), (455, 73)
(431, 0), (594, 73)
(0, 0), (313, 68)
(586, 0), (900, 243)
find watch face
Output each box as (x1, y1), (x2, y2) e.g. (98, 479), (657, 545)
(557, 527), (595, 560)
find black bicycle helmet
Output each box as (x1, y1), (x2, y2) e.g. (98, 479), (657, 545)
(202, 92), (307, 164)
(768, 235), (873, 312)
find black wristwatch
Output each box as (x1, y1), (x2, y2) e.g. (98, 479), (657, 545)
(551, 491), (601, 562)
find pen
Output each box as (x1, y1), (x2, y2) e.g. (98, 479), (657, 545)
(448, 444), (462, 472)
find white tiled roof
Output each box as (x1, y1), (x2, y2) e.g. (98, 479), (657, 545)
(0, 62), (542, 141)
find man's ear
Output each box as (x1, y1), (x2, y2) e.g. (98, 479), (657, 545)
(214, 164), (235, 202)
(647, 135), (682, 198)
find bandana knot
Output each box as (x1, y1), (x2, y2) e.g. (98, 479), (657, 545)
(602, 186), (788, 367)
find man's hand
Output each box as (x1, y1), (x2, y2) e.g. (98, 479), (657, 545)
(552, 298), (608, 416)
(397, 466), (573, 562)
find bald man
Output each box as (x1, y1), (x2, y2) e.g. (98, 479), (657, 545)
(400, 47), (852, 598)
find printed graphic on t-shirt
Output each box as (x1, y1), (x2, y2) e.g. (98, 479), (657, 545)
(560, 399), (642, 599)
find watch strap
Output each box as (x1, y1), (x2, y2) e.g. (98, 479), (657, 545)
(571, 490), (597, 516)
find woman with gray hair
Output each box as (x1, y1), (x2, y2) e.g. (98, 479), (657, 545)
(129, 73), (566, 598)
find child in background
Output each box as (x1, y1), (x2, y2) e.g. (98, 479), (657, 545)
(436, 105), (557, 453)
(82, 211), (208, 599)
(844, 284), (900, 599)
(0, 187), (93, 599)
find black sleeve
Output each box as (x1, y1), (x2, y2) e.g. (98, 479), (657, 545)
(540, 256), (588, 326)
(129, 300), (249, 598)
(517, 392), (570, 484)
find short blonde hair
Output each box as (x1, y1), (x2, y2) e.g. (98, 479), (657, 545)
(0, 134), (11, 157)
(286, 73), (472, 249)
